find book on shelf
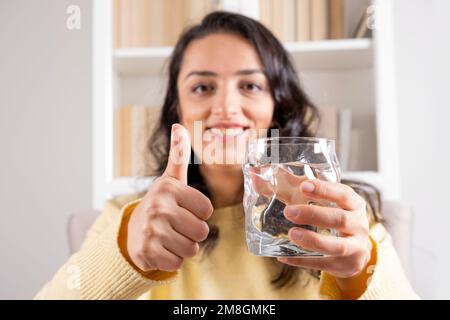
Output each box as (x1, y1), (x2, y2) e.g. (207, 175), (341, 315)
(259, 0), (344, 42)
(337, 109), (352, 172)
(328, 0), (344, 39)
(311, 0), (328, 41)
(115, 0), (213, 48)
(295, 0), (311, 41)
(348, 128), (362, 171)
(114, 0), (348, 48)
(114, 106), (161, 177)
(352, 5), (373, 39)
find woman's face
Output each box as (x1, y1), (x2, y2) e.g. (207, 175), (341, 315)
(177, 33), (274, 168)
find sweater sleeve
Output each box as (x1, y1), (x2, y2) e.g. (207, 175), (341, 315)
(34, 196), (177, 300)
(318, 222), (420, 300)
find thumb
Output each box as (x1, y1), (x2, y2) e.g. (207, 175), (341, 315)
(163, 123), (191, 184)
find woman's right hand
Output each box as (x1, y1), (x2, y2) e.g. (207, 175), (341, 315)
(127, 124), (213, 272)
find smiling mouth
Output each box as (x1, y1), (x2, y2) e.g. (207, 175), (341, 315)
(205, 126), (250, 137)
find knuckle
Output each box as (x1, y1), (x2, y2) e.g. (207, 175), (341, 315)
(156, 178), (177, 196)
(315, 181), (326, 195)
(141, 222), (152, 238)
(336, 242), (348, 257)
(148, 205), (172, 223)
(197, 222), (210, 241)
(146, 201), (164, 218)
(360, 221), (370, 235)
(305, 206), (317, 224)
(134, 242), (150, 263)
(341, 193), (353, 207)
(342, 183), (354, 194)
(185, 242), (199, 258)
(168, 257), (184, 271)
(337, 211), (350, 230)
(174, 260), (184, 270)
(149, 224), (166, 241)
(349, 257), (365, 276)
(198, 198), (214, 220)
(301, 232), (318, 249)
(358, 198), (367, 210)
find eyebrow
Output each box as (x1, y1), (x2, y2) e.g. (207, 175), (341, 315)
(184, 69), (264, 79)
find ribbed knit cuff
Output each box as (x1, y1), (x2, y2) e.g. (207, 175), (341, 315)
(358, 225), (419, 300)
(319, 236), (378, 300)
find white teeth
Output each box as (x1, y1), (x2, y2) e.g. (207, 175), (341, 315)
(210, 128), (224, 137)
(208, 127), (246, 137)
(225, 127), (244, 136)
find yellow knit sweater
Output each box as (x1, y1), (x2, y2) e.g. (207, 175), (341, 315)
(35, 193), (419, 300)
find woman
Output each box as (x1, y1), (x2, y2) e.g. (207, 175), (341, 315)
(35, 12), (418, 300)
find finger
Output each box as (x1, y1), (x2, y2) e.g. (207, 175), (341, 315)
(284, 204), (359, 234)
(163, 123), (191, 184)
(169, 206), (210, 242)
(144, 243), (183, 271)
(248, 168), (274, 198)
(173, 184), (213, 220)
(300, 180), (365, 211)
(288, 227), (356, 257)
(276, 256), (338, 271)
(161, 226), (199, 259)
(249, 166), (309, 205)
(277, 254), (370, 279)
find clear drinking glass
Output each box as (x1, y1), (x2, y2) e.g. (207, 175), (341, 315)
(243, 137), (341, 257)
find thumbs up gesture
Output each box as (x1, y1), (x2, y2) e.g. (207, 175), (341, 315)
(127, 124), (213, 272)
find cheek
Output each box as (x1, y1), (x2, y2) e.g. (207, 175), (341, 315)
(247, 100), (274, 128)
(178, 93), (209, 128)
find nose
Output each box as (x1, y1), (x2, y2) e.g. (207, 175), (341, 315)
(211, 86), (241, 118)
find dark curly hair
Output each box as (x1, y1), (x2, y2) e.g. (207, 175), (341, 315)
(146, 11), (381, 289)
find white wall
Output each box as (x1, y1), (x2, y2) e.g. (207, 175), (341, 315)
(392, 0), (450, 299)
(0, 0), (92, 299)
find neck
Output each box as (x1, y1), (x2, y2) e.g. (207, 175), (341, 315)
(199, 164), (244, 208)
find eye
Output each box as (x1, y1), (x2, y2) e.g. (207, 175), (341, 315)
(241, 82), (262, 92)
(192, 84), (214, 95)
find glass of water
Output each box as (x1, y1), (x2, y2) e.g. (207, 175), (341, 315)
(243, 137), (341, 257)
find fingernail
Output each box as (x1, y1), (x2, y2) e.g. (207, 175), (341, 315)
(284, 206), (298, 218)
(290, 228), (303, 241)
(302, 182), (315, 193)
(171, 124), (181, 145)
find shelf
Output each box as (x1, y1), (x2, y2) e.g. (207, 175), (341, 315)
(114, 38), (373, 77)
(114, 46), (173, 77)
(341, 171), (383, 191)
(106, 171), (382, 198)
(106, 176), (155, 198)
(285, 38), (373, 71)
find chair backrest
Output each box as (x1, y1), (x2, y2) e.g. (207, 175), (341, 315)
(378, 200), (414, 279)
(67, 209), (99, 254)
(67, 200), (414, 278)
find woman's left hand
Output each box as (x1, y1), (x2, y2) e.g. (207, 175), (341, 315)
(277, 179), (372, 282)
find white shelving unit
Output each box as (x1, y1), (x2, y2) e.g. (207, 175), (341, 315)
(92, 0), (398, 209)
(114, 38), (372, 77)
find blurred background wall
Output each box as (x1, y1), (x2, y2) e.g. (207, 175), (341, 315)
(0, 0), (92, 299)
(393, 0), (450, 299)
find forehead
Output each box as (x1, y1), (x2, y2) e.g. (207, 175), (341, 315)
(179, 33), (263, 76)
